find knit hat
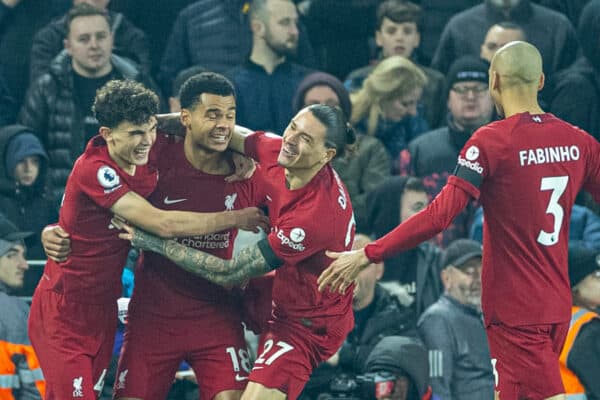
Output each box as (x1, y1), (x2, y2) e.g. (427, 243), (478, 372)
(568, 245), (600, 288)
(292, 72), (352, 118)
(5, 132), (47, 179)
(0, 215), (32, 257)
(442, 239), (483, 270)
(446, 56), (489, 94)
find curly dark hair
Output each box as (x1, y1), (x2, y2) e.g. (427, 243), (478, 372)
(93, 80), (159, 128)
(179, 72), (236, 110)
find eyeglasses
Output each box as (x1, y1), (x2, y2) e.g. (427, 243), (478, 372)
(451, 84), (488, 97)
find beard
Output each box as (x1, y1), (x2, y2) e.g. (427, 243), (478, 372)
(264, 31), (298, 58)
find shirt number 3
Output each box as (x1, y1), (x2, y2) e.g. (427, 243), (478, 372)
(537, 176), (569, 246)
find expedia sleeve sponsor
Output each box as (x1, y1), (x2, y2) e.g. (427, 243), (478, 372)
(454, 155), (483, 188)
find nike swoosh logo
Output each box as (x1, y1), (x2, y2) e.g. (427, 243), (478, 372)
(235, 374), (249, 381)
(164, 197), (187, 205)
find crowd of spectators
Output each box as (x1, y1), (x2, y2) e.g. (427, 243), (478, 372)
(1, 0), (600, 399)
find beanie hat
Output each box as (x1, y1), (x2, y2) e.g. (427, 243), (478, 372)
(292, 72), (352, 118)
(446, 56), (489, 95)
(568, 245), (600, 288)
(5, 132), (47, 179)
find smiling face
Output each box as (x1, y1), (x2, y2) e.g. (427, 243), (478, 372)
(182, 93), (236, 154)
(278, 108), (332, 171)
(102, 117), (157, 173)
(443, 257), (483, 310)
(376, 18), (420, 59)
(0, 244), (28, 289)
(65, 14), (113, 78)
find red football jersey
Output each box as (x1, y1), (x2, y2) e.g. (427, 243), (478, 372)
(245, 132), (356, 326)
(136, 138), (267, 316)
(39, 136), (158, 304)
(453, 113), (600, 326)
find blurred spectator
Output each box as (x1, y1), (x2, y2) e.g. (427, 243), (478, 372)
(364, 336), (436, 400)
(0, 67), (17, 126)
(301, 0), (381, 80)
(550, 0), (600, 141)
(345, 0), (446, 129)
(0, 216), (45, 399)
(480, 22), (526, 63)
(561, 246), (600, 398)
(417, 239), (494, 400)
(30, 0), (151, 82)
(0, 0), (58, 106)
(470, 204), (600, 252)
(226, 0), (312, 134)
(292, 71), (390, 228)
(108, 0), (196, 76)
(536, 0), (591, 26)
(18, 3), (159, 203)
(361, 176), (443, 319)
(168, 65), (207, 113)
(350, 55), (428, 169)
(431, 0), (578, 82)
(418, 0), (480, 66)
(398, 56), (493, 247)
(0, 126), (58, 296)
(301, 234), (416, 399)
(158, 0), (315, 98)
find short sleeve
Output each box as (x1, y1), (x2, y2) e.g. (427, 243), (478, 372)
(266, 214), (326, 266)
(75, 160), (132, 209)
(244, 131), (282, 166)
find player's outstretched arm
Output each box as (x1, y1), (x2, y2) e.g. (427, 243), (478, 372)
(117, 222), (278, 286)
(111, 191), (270, 238)
(318, 248), (370, 294)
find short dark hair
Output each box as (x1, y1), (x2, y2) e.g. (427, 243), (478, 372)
(308, 104), (356, 159)
(403, 176), (425, 193)
(93, 80), (159, 128)
(171, 65), (208, 99)
(179, 72), (236, 110)
(376, 0), (422, 31)
(66, 3), (110, 36)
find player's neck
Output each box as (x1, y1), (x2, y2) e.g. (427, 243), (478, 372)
(107, 148), (136, 176)
(284, 166), (323, 190)
(184, 142), (231, 175)
(500, 91), (544, 118)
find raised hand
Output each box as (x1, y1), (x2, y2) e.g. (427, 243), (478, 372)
(318, 248), (370, 294)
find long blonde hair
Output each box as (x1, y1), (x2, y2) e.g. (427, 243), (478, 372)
(351, 56), (427, 136)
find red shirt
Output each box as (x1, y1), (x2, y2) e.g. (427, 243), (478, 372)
(367, 113), (600, 326)
(245, 132), (355, 331)
(135, 138), (267, 317)
(40, 136), (158, 304)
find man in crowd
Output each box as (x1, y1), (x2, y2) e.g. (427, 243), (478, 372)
(480, 22), (526, 64)
(418, 239), (494, 399)
(0, 216), (44, 399)
(320, 41), (600, 400)
(19, 3), (159, 203)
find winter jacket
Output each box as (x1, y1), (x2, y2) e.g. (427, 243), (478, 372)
(158, 0), (316, 96)
(0, 69), (16, 126)
(0, 281), (44, 400)
(30, 10), (151, 82)
(18, 51), (157, 203)
(432, 0), (578, 79)
(418, 295), (495, 400)
(0, 125), (57, 262)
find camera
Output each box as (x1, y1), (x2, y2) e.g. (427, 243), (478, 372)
(316, 372), (397, 400)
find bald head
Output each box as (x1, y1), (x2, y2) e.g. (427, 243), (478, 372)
(491, 41), (542, 88)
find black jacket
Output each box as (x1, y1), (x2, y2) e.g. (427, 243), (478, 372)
(568, 318), (600, 399)
(19, 51), (156, 202)
(30, 10), (151, 82)
(0, 125), (58, 262)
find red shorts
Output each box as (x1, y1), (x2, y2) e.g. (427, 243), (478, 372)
(113, 295), (249, 400)
(249, 316), (352, 400)
(28, 289), (117, 399)
(486, 322), (569, 400)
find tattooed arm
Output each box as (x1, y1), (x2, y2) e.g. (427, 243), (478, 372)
(130, 228), (283, 286)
